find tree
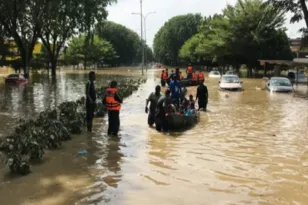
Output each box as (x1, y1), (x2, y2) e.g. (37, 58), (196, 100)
(96, 21), (153, 65)
(65, 35), (115, 69)
(153, 14), (203, 65)
(179, 0), (292, 76)
(0, 0), (49, 77)
(40, 0), (115, 77)
(267, 0), (308, 28)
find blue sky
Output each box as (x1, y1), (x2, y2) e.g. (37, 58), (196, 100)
(107, 0), (305, 48)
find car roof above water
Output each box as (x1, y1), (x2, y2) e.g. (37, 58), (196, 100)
(222, 74), (239, 77)
(270, 77), (289, 80)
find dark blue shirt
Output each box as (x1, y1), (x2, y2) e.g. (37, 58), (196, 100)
(169, 80), (181, 98)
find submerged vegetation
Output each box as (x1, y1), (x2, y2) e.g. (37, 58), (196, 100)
(0, 78), (146, 175)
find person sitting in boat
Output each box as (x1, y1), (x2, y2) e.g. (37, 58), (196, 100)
(169, 75), (182, 109)
(167, 103), (177, 113)
(188, 94), (196, 114)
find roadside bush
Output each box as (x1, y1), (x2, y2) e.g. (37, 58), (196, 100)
(0, 77), (146, 175)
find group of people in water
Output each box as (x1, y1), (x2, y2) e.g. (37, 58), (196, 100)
(160, 64), (205, 86)
(86, 71), (122, 136)
(85, 65), (209, 135)
(146, 65), (209, 132)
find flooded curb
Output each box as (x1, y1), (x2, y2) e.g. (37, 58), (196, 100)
(0, 78), (146, 175)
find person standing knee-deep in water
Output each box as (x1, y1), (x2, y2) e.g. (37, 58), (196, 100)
(145, 85), (162, 127)
(103, 80), (123, 136)
(86, 71), (96, 132)
(155, 89), (171, 132)
(196, 80), (208, 111)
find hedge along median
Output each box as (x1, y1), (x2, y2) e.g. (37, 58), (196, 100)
(0, 78), (146, 175)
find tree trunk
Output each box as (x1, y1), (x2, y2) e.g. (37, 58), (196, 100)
(300, 0), (308, 28)
(51, 58), (57, 77)
(84, 60), (87, 70)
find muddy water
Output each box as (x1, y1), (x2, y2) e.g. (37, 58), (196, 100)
(0, 68), (308, 205)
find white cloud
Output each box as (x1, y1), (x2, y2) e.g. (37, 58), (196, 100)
(107, 0), (305, 48)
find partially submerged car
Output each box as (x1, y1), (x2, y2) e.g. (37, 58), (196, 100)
(219, 75), (242, 91)
(287, 70), (308, 84)
(209, 70), (221, 78)
(225, 70), (238, 75)
(5, 74), (28, 84)
(266, 77), (293, 92)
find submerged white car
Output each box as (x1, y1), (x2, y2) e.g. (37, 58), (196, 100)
(219, 75), (242, 91)
(209, 71), (221, 78)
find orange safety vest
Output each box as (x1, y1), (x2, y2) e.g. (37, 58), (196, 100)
(105, 88), (121, 111)
(163, 71), (168, 80)
(187, 66), (193, 73)
(198, 72), (204, 81)
(192, 73), (197, 81)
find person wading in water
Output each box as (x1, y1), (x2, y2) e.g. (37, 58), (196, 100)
(103, 80), (123, 136)
(145, 85), (162, 127)
(155, 89), (171, 132)
(85, 71), (96, 132)
(196, 80), (209, 111)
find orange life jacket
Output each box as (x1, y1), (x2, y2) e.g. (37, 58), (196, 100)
(192, 73), (197, 81)
(163, 71), (168, 80)
(198, 72), (204, 81)
(105, 88), (121, 111)
(187, 66), (193, 73)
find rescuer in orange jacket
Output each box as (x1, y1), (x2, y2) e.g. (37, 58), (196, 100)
(191, 71), (198, 84)
(198, 71), (205, 83)
(103, 80), (123, 136)
(187, 64), (193, 79)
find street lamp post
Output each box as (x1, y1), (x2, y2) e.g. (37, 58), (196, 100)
(143, 12), (156, 70)
(132, 10), (155, 74)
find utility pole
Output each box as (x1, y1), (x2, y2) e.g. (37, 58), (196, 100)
(132, 1), (155, 75)
(144, 12), (156, 71)
(140, 0), (144, 75)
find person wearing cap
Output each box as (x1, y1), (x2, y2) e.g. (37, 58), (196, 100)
(145, 85), (162, 127)
(85, 71), (96, 132)
(155, 89), (171, 132)
(103, 80), (123, 136)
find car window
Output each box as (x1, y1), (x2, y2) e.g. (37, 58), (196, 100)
(271, 79), (291, 86)
(222, 76), (239, 83)
(8, 74), (19, 78)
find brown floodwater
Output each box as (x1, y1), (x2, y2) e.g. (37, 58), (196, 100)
(0, 67), (308, 205)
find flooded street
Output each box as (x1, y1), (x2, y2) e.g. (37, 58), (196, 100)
(0, 68), (308, 205)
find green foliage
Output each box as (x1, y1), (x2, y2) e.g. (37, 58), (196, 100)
(65, 35), (116, 68)
(0, 0), (116, 75)
(267, 0), (308, 26)
(153, 14), (203, 65)
(96, 21), (153, 65)
(177, 0), (293, 73)
(0, 77), (146, 175)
